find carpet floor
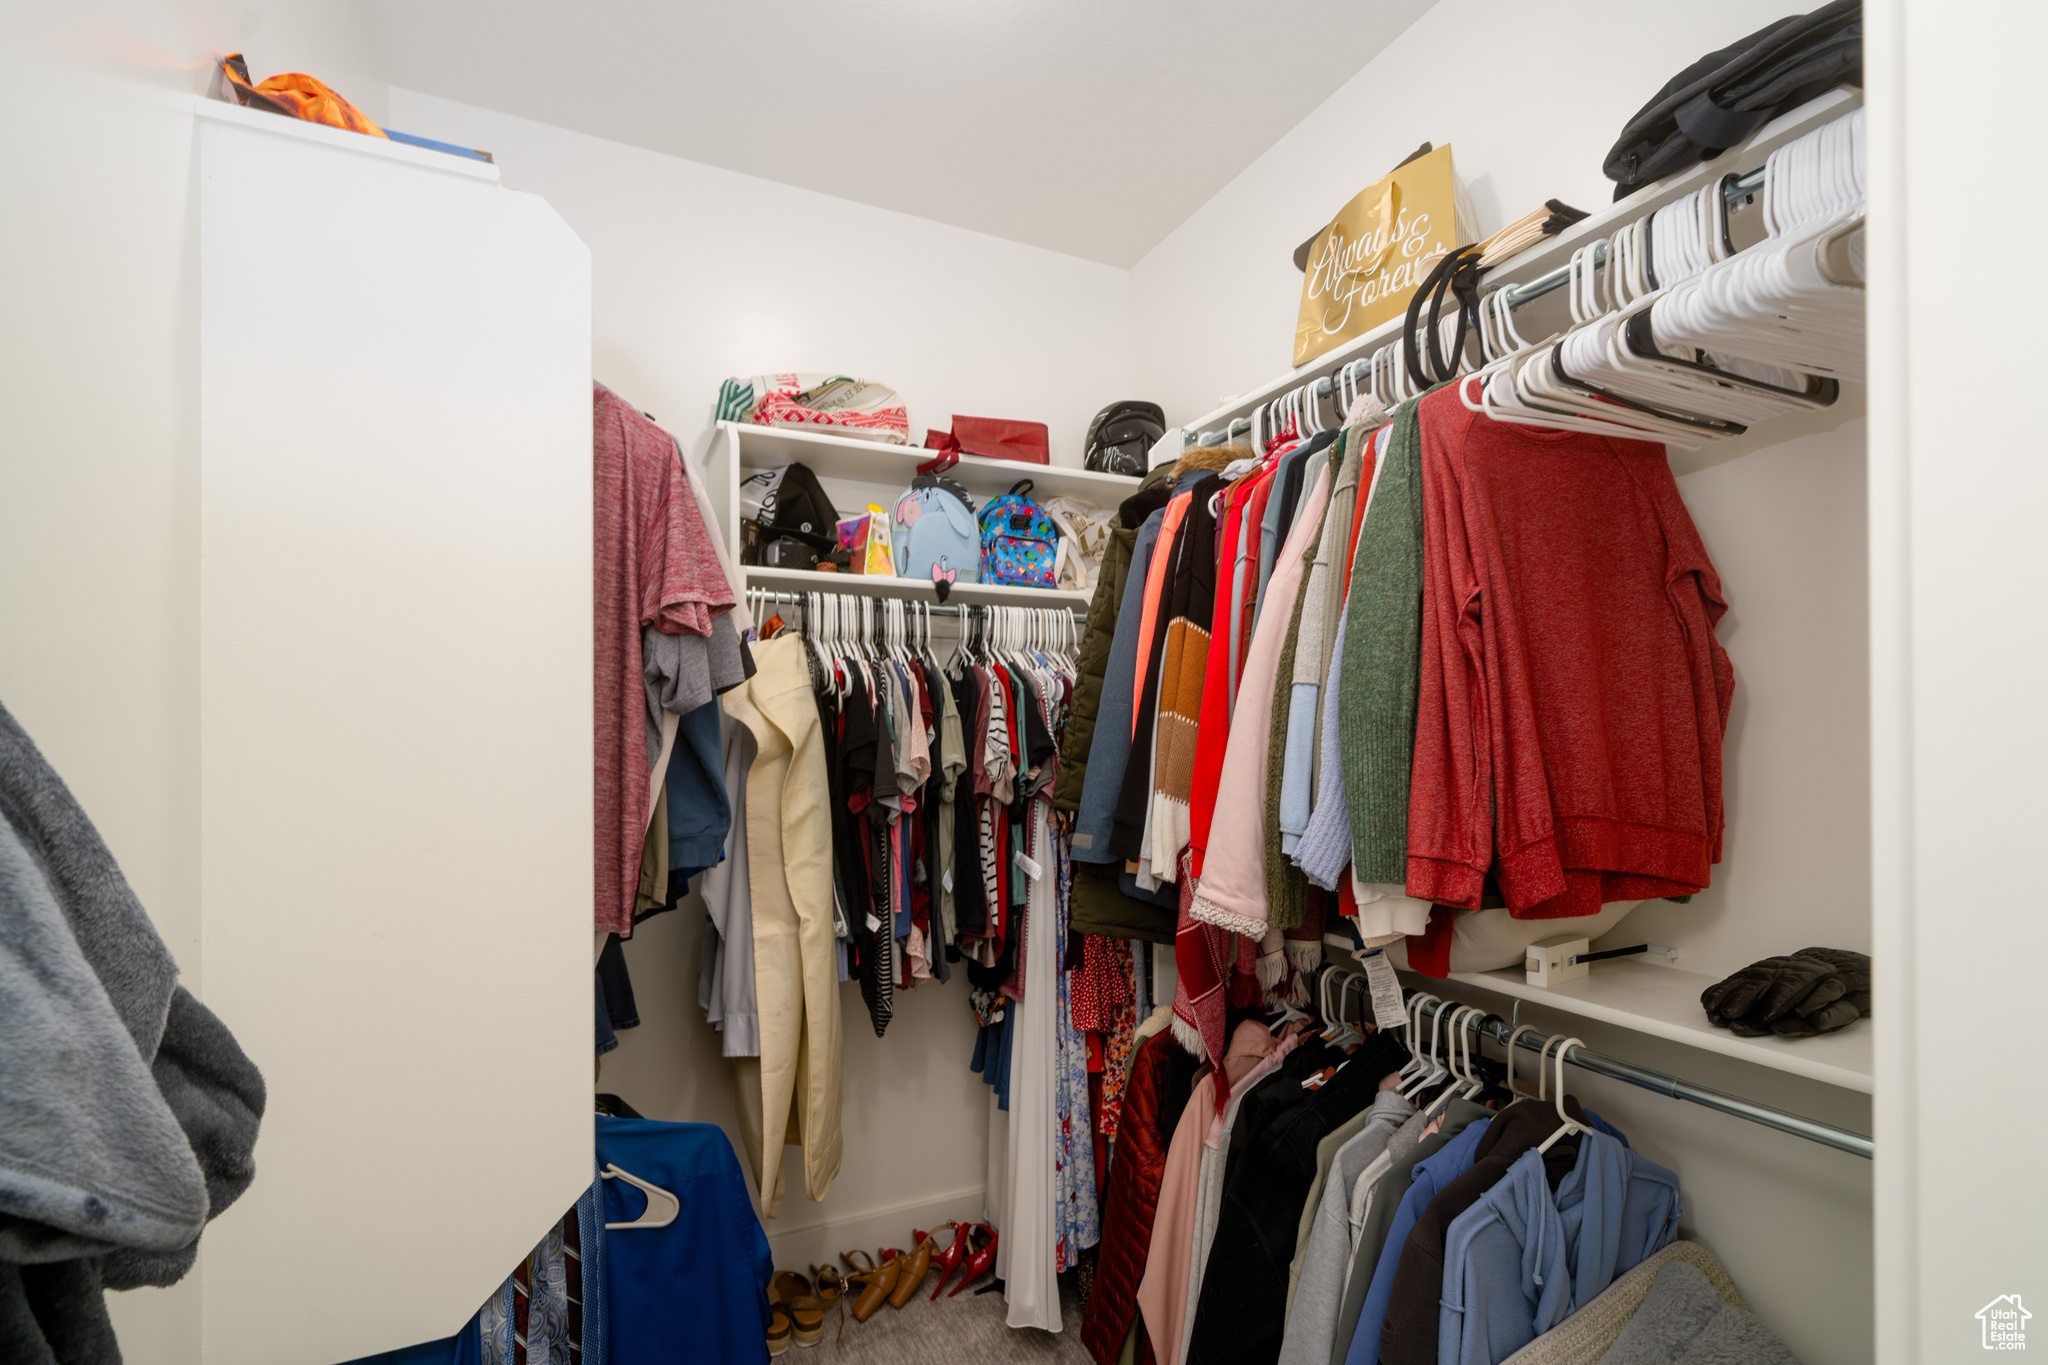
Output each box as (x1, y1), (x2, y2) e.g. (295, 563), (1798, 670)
(781, 1265), (1093, 1365)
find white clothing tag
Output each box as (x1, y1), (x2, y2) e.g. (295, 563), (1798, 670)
(1072, 832), (1093, 849)
(1361, 951), (1406, 1032)
(1015, 850), (1043, 881)
(866, 913), (882, 932)
(942, 868), (954, 893)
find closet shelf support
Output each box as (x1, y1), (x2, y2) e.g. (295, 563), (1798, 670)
(1409, 993), (1872, 1160)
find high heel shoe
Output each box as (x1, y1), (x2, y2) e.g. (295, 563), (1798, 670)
(841, 1249), (899, 1323)
(890, 1235), (935, 1309)
(946, 1223), (999, 1297)
(925, 1222), (970, 1300)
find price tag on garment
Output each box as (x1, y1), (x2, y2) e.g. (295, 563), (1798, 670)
(942, 868), (954, 893)
(866, 913), (882, 932)
(1360, 951), (1407, 1032)
(1014, 850), (1044, 882)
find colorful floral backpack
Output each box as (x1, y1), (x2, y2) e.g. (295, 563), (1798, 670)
(978, 480), (1060, 588)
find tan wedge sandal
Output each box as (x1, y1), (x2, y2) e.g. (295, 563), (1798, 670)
(809, 1263), (847, 1342)
(771, 1271), (825, 1349)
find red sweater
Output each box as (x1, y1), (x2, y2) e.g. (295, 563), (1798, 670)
(1404, 389), (1734, 917)
(1185, 477), (1252, 880)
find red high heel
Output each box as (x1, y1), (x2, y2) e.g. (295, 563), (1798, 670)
(946, 1223), (998, 1297)
(922, 1223), (970, 1300)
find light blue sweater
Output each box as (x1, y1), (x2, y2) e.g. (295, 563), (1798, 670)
(1293, 610), (1353, 888)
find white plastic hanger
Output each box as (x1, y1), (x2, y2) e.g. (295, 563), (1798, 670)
(1533, 1035), (1588, 1155)
(602, 1163), (679, 1230)
(1420, 1005), (1477, 1117)
(1402, 998), (1451, 1100)
(1503, 1023), (1543, 1099)
(1393, 991), (1432, 1087)
(1452, 1006), (1487, 1100)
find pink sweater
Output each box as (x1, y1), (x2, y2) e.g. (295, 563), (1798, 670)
(1190, 466), (1332, 938)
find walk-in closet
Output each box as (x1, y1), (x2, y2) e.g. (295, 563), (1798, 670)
(0, 2), (2035, 1363)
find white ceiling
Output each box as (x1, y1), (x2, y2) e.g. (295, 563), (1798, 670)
(364, 1), (1438, 267)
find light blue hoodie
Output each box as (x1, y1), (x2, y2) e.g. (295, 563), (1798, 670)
(1554, 1128), (1684, 1309)
(1436, 1127), (1684, 1365)
(1437, 1147), (1573, 1365)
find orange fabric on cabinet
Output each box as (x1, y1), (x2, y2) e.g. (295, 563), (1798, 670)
(220, 52), (387, 139)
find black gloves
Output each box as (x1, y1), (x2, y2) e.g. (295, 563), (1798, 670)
(1700, 947), (1871, 1037)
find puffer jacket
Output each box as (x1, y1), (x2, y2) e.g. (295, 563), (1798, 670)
(1054, 466), (1177, 813)
(1082, 1029), (1198, 1365)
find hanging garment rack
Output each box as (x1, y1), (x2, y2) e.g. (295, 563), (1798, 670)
(1192, 171), (1763, 449)
(749, 587), (1086, 622)
(1185, 105), (1829, 451)
(1400, 989), (1871, 1159)
(1488, 166), (1764, 313)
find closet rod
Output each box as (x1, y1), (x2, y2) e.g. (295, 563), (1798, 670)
(1407, 991), (1872, 1160)
(1490, 165), (1767, 311)
(1190, 166), (1776, 449)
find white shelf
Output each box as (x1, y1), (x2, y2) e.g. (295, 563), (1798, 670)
(1409, 957), (1872, 1095)
(743, 564), (1091, 610)
(723, 421), (1141, 506)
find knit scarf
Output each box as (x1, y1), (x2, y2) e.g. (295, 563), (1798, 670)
(1171, 847), (1239, 1114)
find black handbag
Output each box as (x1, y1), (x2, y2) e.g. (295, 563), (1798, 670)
(1083, 400), (1165, 477)
(1603, 0), (1862, 200)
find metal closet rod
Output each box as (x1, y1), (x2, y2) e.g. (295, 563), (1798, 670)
(1494, 165), (1766, 310)
(1192, 166), (1772, 447)
(749, 588), (1086, 621)
(1406, 991), (1872, 1160)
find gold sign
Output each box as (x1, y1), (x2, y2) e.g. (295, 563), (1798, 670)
(1293, 145), (1459, 367)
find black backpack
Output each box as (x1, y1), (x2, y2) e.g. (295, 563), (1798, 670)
(1084, 401), (1165, 477)
(1603, 0), (1861, 201)
(762, 461), (839, 552)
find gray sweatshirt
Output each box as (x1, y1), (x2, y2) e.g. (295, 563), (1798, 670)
(0, 702), (264, 1362)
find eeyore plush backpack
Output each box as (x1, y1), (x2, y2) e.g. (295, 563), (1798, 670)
(894, 475), (980, 585)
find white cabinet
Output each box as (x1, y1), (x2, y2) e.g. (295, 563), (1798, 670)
(195, 100), (592, 1364)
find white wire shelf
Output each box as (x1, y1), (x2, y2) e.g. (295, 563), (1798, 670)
(742, 564), (1091, 611)
(723, 421), (1141, 506)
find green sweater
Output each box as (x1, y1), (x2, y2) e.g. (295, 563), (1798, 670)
(1340, 399), (1426, 884)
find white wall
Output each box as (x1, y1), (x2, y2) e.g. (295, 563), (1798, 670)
(382, 87), (1134, 1270)
(387, 89), (1133, 472)
(0, 4), (387, 1363)
(1123, 4), (1874, 1360)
